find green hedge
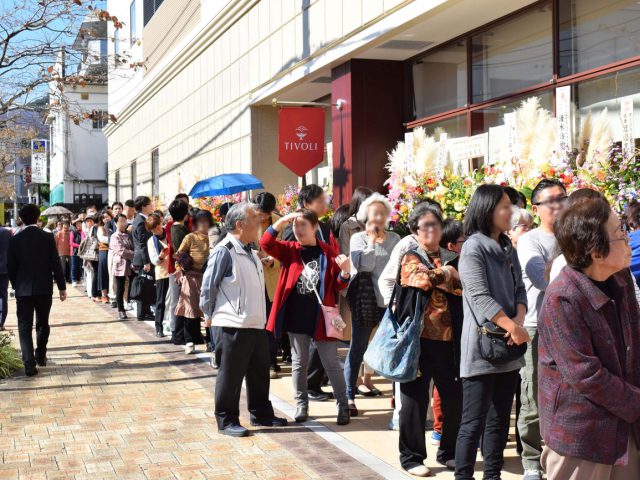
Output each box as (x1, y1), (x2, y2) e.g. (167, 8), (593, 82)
(0, 333), (23, 378)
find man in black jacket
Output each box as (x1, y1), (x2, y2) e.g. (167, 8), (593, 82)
(131, 196), (154, 320)
(8, 204), (67, 376)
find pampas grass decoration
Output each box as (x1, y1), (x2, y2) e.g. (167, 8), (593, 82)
(515, 97), (557, 168)
(576, 111), (592, 167)
(412, 127), (439, 176)
(584, 108), (612, 174)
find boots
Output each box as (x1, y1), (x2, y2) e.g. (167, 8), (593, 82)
(294, 406), (308, 423)
(337, 405), (350, 425)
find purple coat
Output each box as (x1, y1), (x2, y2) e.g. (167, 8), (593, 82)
(109, 231), (134, 277)
(538, 266), (640, 466)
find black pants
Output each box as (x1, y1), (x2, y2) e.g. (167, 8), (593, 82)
(90, 261), (100, 297)
(307, 344), (327, 392)
(154, 278), (169, 332)
(174, 316), (204, 345)
(0, 274), (8, 327)
(115, 276), (127, 312)
(214, 327), (275, 429)
(16, 295), (53, 368)
(455, 370), (519, 480)
(399, 339), (462, 469)
(135, 271), (153, 319)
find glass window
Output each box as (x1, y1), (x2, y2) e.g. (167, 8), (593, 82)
(573, 66), (640, 147)
(151, 148), (160, 197)
(131, 161), (137, 198)
(130, 0), (136, 46)
(421, 114), (468, 140)
(471, 1), (553, 103)
(558, 0), (640, 77)
(470, 91), (553, 134)
(413, 40), (467, 118)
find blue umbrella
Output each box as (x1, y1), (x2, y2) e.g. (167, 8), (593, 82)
(188, 173), (264, 198)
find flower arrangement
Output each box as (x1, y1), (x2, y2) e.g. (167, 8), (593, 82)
(193, 193), (244, 224)
(276, 184), (334, 221)
(385, 97), (640, 232)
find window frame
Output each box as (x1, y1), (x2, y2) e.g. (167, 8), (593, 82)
(406, 0), (640, 132)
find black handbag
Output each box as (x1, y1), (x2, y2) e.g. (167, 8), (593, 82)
(129, 271), (155, 302)
(347, 271), (383, 328)
(473, 254), (527, 364)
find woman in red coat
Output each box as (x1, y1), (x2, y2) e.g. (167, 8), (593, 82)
(260, 209), (351, 426)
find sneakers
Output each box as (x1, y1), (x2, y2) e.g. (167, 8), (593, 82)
(406, 465), (431, 477)
(71, 281), (78, 287)
(218, 424), (249, 437)
(184, 342), (195, 354)
(523, 470), (543, 480)
(430, 430), (442, 446)
(269, 367), (279, 379)
(388, 418), (399, 431)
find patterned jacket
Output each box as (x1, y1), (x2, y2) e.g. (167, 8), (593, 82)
(538, 266), (640, 465)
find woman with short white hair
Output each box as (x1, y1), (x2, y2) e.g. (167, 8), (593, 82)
(508, 206), (533, 249)
(345, 192), (400, 416)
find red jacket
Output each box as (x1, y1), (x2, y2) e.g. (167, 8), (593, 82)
(260, 226), (348, 341)
(539, 267), (640, 465)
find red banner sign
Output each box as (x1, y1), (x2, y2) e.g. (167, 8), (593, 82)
(278, 107), (325, 177)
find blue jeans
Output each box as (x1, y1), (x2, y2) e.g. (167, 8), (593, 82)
(70, 255), (82, 282)
(344, 322), (375, 400)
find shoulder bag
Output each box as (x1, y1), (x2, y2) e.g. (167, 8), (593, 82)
(78, 228), (99, 262)
(301, 259), (346, 340)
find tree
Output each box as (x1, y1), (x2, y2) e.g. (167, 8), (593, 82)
(0, 0), (130, 116)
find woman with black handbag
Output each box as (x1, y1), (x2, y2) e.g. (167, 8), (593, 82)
(455, 184), (530, 480)
(345, 193), (399, 417)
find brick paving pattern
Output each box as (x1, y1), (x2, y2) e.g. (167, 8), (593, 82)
(0, 290), (384, 480)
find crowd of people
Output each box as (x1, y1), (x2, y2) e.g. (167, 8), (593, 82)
(4, 178), (640, 480)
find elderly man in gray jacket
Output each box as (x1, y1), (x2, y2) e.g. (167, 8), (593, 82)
(200, 202), (287, 437)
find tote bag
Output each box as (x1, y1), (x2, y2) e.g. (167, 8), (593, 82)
(301, 260), (347, 340)
(363, 286), (424, 383)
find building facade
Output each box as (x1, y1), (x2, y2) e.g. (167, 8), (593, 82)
(106, 0), (640, 205)
(47, 16), (109, 206)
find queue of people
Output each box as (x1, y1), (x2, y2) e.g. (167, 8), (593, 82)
(3, 178), (640, 480)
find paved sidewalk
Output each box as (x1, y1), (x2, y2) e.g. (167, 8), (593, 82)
(0, 290), (384, 480)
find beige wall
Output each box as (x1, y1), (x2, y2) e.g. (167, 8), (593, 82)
(143, 0), (201, 74)
(107, 0), (410, 203)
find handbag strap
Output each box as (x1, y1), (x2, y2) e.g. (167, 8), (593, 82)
(300, 258), (324, 306)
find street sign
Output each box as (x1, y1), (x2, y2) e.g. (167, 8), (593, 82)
(31, 139), (48, 184)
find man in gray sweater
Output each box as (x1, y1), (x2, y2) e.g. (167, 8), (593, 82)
(516, 179), (567, 480)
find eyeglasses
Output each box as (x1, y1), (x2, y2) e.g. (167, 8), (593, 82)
(416, 221), (441, 232)
(454, 238), (466, 244)
(533, 196), (568, 207)
(609, 223), (630, 244)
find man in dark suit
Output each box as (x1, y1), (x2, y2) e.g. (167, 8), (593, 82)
(131, 196), (154, 320)
(8, 204), (67, 376)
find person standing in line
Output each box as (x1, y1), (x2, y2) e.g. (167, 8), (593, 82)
(254, 192), (282, 379)
(107, 202), (124, 308)
(201, 202), (287, 437)
(174, 210), (212, 354)
(378, 198), (441, 431)
(96, 212), (112, 303)
(345, 193), (400, 416)
(262, 209), (352, 426)
(539, 198), (640, 479)
(109, 214), (134, 320)
(282, 184), (338, 402)
(82, 216), (97, 299)
(131, 196), (155, 320)
(146, 213), (170, 337)
(8, 204), (67, 376)
(0, 225), (10, 331)
(168, 200), (191, 345)
(508, 207), (534, 249)
(454, 185), (530, 480)
(516, 179), (567, 480)
(70, 218), (85, 287)
(123, 199), (136, 227)
(55, 221), (71, 283)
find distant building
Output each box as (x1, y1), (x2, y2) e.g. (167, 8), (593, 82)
(46, 15), (109, 207)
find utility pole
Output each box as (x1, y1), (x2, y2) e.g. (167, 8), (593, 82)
(12, 158), (18, 226)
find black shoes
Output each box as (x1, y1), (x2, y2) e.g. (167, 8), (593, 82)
(111, 301), (117, 308)
(35, 357), (47, 367)
(250, 416), (288, 427)
(118, 311), (128, 320)
(308, 390), (331, 402)
(337, 405), (350, 426)
(25, 366), (38, 377)
(218, 424), (249, 437)
(156, 331), (165, 338)
(137, 314), (153, 321)
(294, 407), (308, 423)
